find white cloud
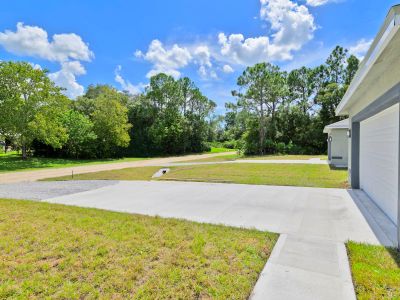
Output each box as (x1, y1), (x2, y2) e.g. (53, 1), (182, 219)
(218, 0), (315, 65)
(137, 39), (192, 78)
(260, 0), (315, 53)
(218, 33), (275, 65)
(349, 38), (373, 60)
(0, 22), (93, 63)
(305, 0), (339, 7)
(198, 65), (218, 80)
(114, 65), (145, 95)
(222, 64), (234, 73)
(136, 40), (219, 80)
(30, 62), (42, 70)
(0, 23), (94, 99)
(194, 45), (217, 79)
(135, 0), (316, 80)
(49, 61), (86, 99)
(194, 46), (212, 68)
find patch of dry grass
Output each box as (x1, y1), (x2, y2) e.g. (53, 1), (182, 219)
(0, 199), (277, 299)
(42, 166), (161, 181)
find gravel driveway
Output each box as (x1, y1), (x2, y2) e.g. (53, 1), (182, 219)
(0, 180), (117, 200)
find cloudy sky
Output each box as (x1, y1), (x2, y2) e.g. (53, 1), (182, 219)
(0, 0), (397, 112)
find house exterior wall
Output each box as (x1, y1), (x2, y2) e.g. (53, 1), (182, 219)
(360, 104), (399, 224)
(347, 90), (399, 248)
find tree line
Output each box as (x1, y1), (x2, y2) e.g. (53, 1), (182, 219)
(0, 62), (215, 159)
(0, 45), (358, 159)
(220, 46), (359, 155)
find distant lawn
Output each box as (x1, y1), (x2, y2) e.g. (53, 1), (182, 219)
(0, 152), (146, 173)
(208, 147), (236, 153)
(346, 242), (400, 299)
(0, 199), (277, 299)
(43, 166), (161, 181)
(182, 153), (241, 163)
(161, 163), (347, 188)
(45, 163), (348, 188)
(182, 154), (327, 163)
(241, 154), (328, 160)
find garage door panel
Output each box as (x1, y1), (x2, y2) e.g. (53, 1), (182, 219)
(360, 103), (399, 224)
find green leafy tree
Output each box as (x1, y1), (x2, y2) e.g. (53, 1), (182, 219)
(73, 85), (132, 157)
(233, 62), (286, 154)
(287, 67), (315, 114)
(316, 83), (347, 126)
(91, 95), (132, 156)
(345, 55), (360, 85)
(61, 110), (97, 158)
(325, 46), (348, 84)
(127, 74), (215, 156)
(0, 61), (69, 159)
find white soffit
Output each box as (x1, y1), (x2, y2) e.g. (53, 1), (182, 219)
(336, 8), (400, 115)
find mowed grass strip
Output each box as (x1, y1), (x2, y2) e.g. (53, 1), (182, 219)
(181, 154), (327, 163)
(0, 199), (277, 299)
(43, 163), (348, 188)
(241, 154), (328, 161)
(162, 163), (348, 188)
(346, 242), (400, 300)
(42, 166), (161, 181)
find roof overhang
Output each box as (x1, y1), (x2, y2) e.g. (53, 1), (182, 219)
(323, 119), (349, 133)
(336, 5), (400, 116)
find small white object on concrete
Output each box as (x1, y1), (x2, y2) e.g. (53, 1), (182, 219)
(151, 168), (170, 178)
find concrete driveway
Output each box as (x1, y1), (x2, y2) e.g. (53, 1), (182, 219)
(2, 180), (396, 299)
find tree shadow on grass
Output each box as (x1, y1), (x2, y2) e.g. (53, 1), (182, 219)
(0, 153), (114, 172)
(328, 164), (348, 171)
(387, 246), (400, 268)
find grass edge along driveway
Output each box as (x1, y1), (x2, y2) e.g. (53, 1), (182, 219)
(346, 241), (400, 299)
(44, 163), (348, 189)
(0, 199), (278, 299)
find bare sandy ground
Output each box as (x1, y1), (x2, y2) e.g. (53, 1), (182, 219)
(0, 152), (232, 183)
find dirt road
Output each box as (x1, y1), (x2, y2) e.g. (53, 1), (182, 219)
(0, 152), (232, 183)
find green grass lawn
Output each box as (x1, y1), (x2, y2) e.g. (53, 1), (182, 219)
(44, 163), (348, 188)
(43, 166), (162, 181)
(207, 147), (237, 153)
(346, 242), (400, 299)
(0, 152), (146, 173)
(241, 154), (328, 160)
(161, 163), (347, 188)
(182, 154), (327, 163)
(0, 199), (277, 299)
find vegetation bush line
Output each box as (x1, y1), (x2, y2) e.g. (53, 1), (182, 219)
(0, 46), (358, 159)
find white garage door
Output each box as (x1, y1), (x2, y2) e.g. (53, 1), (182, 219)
(360, 103), (399, 224)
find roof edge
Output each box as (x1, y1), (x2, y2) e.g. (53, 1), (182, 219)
(336, 5), (400, 115)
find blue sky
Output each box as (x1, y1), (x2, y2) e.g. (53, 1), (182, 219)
(0, 0), (398, 113)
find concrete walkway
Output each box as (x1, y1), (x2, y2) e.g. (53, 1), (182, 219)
(0, 152), (232, 183)
(38, 180), (397, 300)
